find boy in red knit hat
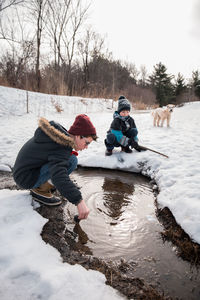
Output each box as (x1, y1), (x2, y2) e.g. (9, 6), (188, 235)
(13, 114), (97, 221)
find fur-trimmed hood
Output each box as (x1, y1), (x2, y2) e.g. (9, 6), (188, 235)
(38, 117), (75, 148)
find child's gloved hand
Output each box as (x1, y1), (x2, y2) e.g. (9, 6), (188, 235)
(129, 139), (146, 152)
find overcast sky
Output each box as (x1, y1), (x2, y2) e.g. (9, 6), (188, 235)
(87, 0), (200, 79)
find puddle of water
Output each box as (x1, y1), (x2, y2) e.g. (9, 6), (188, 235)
(65, 168), (200, 300)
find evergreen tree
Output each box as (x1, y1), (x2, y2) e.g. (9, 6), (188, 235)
(174, 73), (186, 96)
(149, 62), (175, 106)
(191, 70), (200, 99)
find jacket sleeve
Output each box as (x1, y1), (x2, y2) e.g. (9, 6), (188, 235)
(47, 148), (82, 205)
(130, 117), (137, 130)
(130, 118), (139, 141)
(110, 118), (122, 131)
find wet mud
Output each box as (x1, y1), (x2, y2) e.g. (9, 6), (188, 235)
(1, 169), (200, 300)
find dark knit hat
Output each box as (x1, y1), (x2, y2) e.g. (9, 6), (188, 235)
(117, 95), (131, 113)
(68, 114), (96, 136)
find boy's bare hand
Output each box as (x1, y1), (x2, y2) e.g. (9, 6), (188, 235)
(77, 199), (90, 220)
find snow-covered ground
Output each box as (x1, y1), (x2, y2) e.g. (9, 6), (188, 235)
(0, 85), (200, 299)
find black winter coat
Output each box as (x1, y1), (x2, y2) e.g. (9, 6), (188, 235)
(13, 117), (82, 205)
(110, 113), (137, 133)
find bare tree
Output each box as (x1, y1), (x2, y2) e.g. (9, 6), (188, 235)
(26, 0), (48, 91)
(44, 0), (90, 94)
(61, 0), (90, 93)
(45, 0), (71, 67)
(0, 0), (25, 43)
(77, 27), (105, 85)
(139, 64), (148, 87)
(124, 61), (139, 83)
(0, 0), (24, 13)
(0, 5), (35, 88)
(0, 0), (48, 91)
(0, 8), (19, 45)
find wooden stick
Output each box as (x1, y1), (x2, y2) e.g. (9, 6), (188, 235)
(139, 145), (169, 158)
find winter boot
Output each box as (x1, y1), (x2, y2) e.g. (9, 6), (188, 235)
(50, 186), (57, 193)
(121, 146), (132, 153)
(47, 180), (57, 193)
(105, 149), (113, 156)
(48, 182), (57, 193)
(30, 182), (61, 206)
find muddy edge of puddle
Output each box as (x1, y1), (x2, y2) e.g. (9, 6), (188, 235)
(1, 169), (200, 300)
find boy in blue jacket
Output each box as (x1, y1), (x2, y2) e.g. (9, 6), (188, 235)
(105, 95), (144, 156)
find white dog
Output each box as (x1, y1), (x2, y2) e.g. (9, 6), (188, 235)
(152, 104), (175, 127)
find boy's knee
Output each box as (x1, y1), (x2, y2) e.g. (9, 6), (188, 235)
(130, 128), (138, 137)
(106, 132), (116, 144)
(70, 154), (78, 168)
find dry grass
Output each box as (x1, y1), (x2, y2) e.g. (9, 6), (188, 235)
(0, 77), (10, 87)
(132, 101), (158, 110)
(51, 98), (63, 113)
(157, 206), (200, 265)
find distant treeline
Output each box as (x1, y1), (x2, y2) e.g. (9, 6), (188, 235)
(0, 0), (200, 107)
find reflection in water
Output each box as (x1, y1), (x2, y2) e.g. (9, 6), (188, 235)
(102, 177), (134, 220)
(72, 224), (93, 255)
(66, 169), (151, 259)
(73, 224), (89, 244)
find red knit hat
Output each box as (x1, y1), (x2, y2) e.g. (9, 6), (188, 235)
(68, 114), (96, 136)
